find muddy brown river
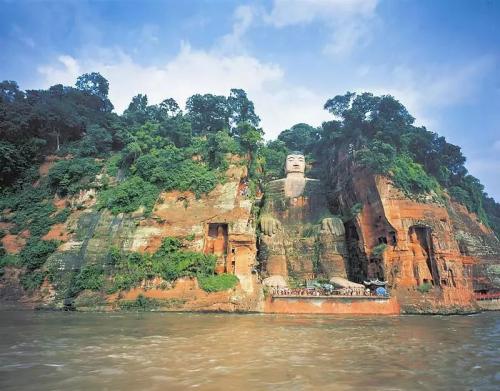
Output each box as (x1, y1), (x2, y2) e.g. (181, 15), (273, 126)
(0, 310), (498, 390)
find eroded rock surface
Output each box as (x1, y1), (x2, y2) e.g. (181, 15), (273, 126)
(327, 159), (500, 313)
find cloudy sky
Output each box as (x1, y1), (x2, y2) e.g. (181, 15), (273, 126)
(1, 0), (499, 199)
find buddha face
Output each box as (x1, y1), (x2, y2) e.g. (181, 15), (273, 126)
(285, 154), (305, 174)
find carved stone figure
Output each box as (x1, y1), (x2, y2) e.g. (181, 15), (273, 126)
(259, 153), (347, 282)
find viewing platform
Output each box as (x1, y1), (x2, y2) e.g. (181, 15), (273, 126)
(265, 289), (400, 315)
(271, 294), (389, 300)
(475, 292), (500, 311)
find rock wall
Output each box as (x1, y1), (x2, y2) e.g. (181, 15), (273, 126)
(1, 162), (261, 311)
(328, 161), (490, 313)
(264, 296), (400, 315)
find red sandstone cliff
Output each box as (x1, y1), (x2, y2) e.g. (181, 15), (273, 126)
(328, 159), (499, 313)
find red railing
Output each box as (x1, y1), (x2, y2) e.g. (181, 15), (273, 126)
(475, 292), (500, 300)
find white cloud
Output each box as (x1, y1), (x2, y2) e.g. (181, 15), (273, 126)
(265, 0), (379, 56)
(357, 57), (494, 128)
(139, 24), (160, 44)
(266, 0), (377, 27)
(219, 5), (256, 52)
(36, 44), (330, 138)
(11, 23), (35, 48)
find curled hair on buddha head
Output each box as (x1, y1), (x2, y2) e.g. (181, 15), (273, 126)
(290, 150), (304, 156)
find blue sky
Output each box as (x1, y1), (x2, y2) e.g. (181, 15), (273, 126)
(1, 0), (499, 199)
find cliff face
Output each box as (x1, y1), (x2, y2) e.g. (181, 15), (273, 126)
(0, 161), (261, 311)
(328, 160), (500, 313)
(2, 155), (499, 314)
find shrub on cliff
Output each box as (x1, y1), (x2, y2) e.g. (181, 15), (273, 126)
(104, 238), (218, 294)
(197, 274), (239, 292)
(97, 176), (159, 215)
(48, 158), (102, 196)
(390, 155), (440, 196)
(73, 264), (105, 292)
(417, 282), (433, 294)
(153, 250), (217, 281)
(132, 149), (219, 198)
(20, 239), (59, 270)
(20, 270), (46, 291)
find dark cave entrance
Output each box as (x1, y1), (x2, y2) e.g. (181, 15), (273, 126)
(344, 220), (368, 283)
(409, 225), (440, 286)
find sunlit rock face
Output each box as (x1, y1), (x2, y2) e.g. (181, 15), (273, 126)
(32, 161), (261, 310)
(327, 157), (494, 314)
(259, 153), (347, 281)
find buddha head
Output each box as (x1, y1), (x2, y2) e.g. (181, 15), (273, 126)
(285, 153), (305, 175)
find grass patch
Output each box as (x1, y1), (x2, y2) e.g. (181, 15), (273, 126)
(74, 291), (107, 308)
(118, 294), (160, 311)
(197, 273), (239, 292)
(417, 282), (433, 294)
(372, 243), (387, 258)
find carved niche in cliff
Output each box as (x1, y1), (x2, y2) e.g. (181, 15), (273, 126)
(205, 223), (228, 273)
(259, 153), (348, 282)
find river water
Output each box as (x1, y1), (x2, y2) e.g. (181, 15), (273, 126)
(0, 311), (498, 390)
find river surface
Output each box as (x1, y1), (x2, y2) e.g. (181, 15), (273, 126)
(0, 311), (498, 390)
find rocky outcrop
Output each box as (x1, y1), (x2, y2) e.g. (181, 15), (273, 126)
(327, 159), (499, 313)
(2, 152), (498, 315)
(0, 159), (261, 310)
(447, 200), (500, 292)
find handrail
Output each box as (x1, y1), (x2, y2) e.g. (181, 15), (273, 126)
(475, 292), (500, 300)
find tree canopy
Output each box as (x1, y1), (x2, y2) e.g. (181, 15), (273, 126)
(0, 75), (499, 237)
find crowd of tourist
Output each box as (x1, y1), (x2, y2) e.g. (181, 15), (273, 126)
(269, 287), (378, 297)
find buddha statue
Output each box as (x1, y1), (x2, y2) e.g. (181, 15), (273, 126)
(259, 153), (347, 283)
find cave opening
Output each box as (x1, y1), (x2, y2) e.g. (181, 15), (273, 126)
(344, 220), (368, 283)
(409, 225), (440, 287)
(205, 223), (229, 268)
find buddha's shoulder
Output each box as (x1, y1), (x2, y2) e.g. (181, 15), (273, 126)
(304, 178), (325, 194)
(266, 178), (286, 187)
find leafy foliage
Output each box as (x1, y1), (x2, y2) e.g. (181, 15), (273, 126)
(98, 176), (159, 215)
(118, 294), (160, 310)
(20, 270), (46, 291)
(317, 91), (499, 229)
(417, 282), (433, 294)
(131, 147), (219, 197)
(372, 243), (388, 258)
(20, 239), (59, 270)
(48, 157), (102, 196)
(105, 237), (217, 294)
(197, 274), (239, 292)
(73, 264), (105, 291)
(278, 123), (319, 155)
(390, 155), (440, 196)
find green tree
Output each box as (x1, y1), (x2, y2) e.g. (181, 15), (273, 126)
(277, 123), (319, 154)
(75, 72), (113, 112)
(186, 93), (229, 135)
(227, 88), (260, 128)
